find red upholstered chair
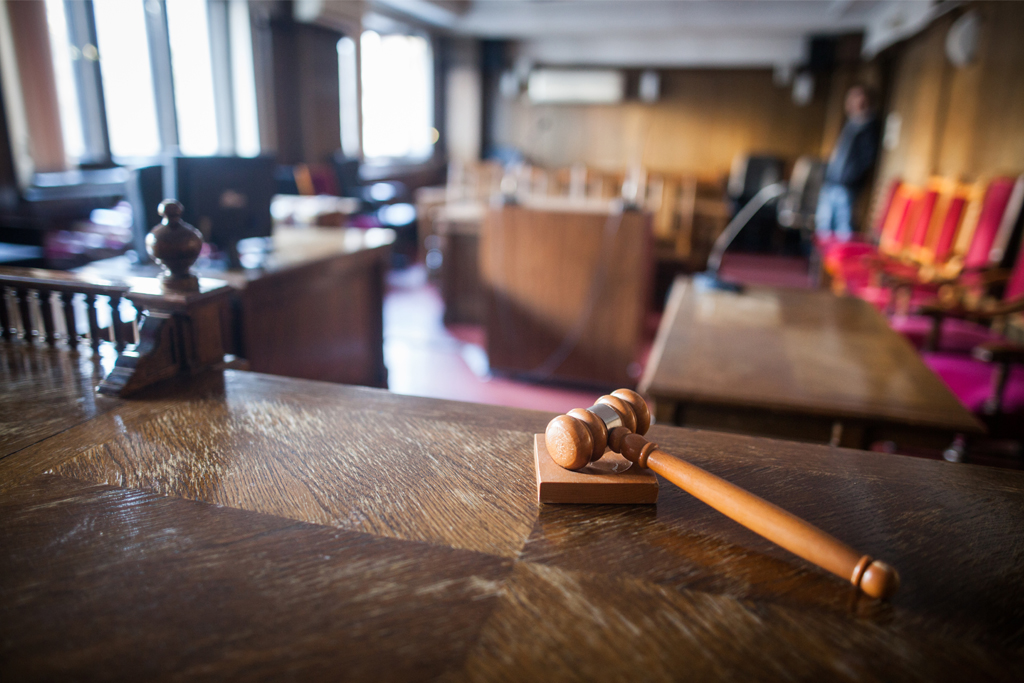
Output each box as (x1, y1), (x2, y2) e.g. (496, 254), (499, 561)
(895, 235), (1024, 353)
(889, 176), (1024, 349)
(822, 182), (918, 291)
(852, 179), (968, 311)
(827, 184), (927, 296)
(817, 179), (901, 271)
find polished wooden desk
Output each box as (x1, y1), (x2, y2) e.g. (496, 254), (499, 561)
(2, 350), (1022, 680)
(481, 200), (652, 387)
(0, 343), (118, 458)
(81, 226), (393, 387)
(639, 276), (984, 449)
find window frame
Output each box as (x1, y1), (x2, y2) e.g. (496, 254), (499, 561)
(46, 0), (259, 170)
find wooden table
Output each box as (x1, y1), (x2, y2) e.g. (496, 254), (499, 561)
(436, 201), (486, 325)
(81, 225), (393, 387)
(639, 276), (984, 449)
(480, 200), (652, 387)
(2, 349), (1022, 680)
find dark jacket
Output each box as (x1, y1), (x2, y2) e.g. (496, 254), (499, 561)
(824, 116), (880, 189)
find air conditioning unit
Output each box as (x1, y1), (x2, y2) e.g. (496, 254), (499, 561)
(527, 69), (625, 104)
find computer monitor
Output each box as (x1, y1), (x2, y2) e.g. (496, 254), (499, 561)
(166, 156), (276, 262)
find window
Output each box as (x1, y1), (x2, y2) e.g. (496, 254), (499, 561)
(44, 0), (84, 164)
(42, 0), (260, 166)
(229, 0), (260, 157)
(166, 0), (219, 156)
(92, 0), (161, 158)
(337, 36), (360, 159)
(359, 31), (434, 162)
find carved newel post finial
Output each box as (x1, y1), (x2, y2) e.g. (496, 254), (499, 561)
(146, 199), (203, 291)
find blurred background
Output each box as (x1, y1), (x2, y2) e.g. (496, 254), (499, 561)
(1, 0), (1023, 463)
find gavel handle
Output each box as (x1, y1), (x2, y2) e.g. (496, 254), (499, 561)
(614, 431), (899, 599)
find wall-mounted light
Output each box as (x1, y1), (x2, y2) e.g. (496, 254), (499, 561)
(638, 70), (660, 103)
(946, 10), (980, 68)
(773, 63), (794, 87)
(499, 70), (521, 100)
(792, 72), (814, 106)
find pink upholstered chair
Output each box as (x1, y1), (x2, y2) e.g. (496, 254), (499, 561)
(924, 339), (1024, 452)
(916, 237), (1024, 442)
(925, 347), (1024, 418)
(899, 238), (1024, 351)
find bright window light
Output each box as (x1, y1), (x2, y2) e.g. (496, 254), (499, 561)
(93, 0), (161, 158)
(229, 0), (259, 157)
(360, 31), (433, 161)
(337, 36), (360, 158)
(44, 0), (84, 163)
(166, 0), (219, 156)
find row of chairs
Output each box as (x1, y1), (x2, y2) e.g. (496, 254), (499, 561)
(825, 177), (1021, 303)
(820, 174), (1024, 443)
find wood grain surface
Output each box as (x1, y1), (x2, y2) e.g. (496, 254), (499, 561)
(2, 363), (1023, 681)
(640, 277), (983, 447)
(0, 342), (119, 459)
(0, 475), (510, 681)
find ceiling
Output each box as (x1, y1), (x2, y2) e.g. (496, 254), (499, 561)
(376, 0), (882, 37)
(308, 0), (951, 67)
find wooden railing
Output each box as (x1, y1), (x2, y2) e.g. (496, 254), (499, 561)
(0, 268), (135, 350)
(0, 266), (233, 396)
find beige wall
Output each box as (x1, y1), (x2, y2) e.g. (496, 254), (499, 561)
(493, 68), (831, 180)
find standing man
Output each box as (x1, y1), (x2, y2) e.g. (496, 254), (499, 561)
(815, 84), (881, 242)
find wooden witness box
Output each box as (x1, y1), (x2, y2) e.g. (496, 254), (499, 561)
(480, 201), (652, 387)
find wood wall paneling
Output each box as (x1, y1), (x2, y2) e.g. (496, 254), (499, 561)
(873, 16), (952, 192)
(964, 1), (1024, 176)
(271, 19), (343, 164)
(875, 2), (1024, 194)
(495, 69), (830, 180)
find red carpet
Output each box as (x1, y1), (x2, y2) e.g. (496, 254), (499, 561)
(383, 266), (602, 414)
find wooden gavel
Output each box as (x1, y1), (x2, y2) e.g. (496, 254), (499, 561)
(545, 389), (900, 600)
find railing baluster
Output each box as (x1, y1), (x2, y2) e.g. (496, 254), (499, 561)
(60, 291), (78, 346)
(40, 289), (57, 346)
(85, 293), (101, 350)
(16, 288), (34, 340)
(133, 304), (143, 345)
(0, 287), (11, 340)
(110, 293), (126, 350)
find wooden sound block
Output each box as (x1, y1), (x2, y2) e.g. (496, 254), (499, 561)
(534, 434), (659, 504)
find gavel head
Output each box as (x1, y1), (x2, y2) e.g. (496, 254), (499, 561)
(545, 389), (651, 470)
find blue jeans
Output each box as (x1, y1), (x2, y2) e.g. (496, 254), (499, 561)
(815, 183), (854, 242)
